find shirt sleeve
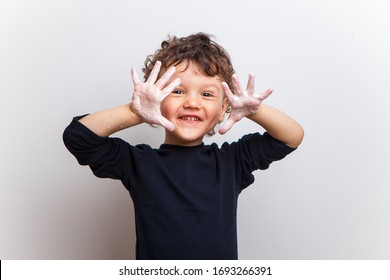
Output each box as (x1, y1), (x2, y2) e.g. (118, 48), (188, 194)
(240, 132), (296, 170)
(62, 115), (144, 190)
(227, 132), (297, 190)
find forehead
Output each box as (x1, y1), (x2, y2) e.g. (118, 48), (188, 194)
(171, 61), (223, 85)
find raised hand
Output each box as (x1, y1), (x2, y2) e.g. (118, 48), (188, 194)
(130, 61), (180, 131)
(218, 73), (273, 135)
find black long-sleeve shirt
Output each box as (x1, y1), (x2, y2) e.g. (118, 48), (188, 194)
(63, 116), (296, 259)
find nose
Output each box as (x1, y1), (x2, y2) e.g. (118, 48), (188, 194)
(183, 92), (201, 109)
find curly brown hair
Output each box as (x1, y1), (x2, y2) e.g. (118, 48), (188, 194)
(143, 32), (235, 90)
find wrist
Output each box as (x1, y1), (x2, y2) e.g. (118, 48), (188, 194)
(246, 103), (265, 122)
(127, 103), (143, 125)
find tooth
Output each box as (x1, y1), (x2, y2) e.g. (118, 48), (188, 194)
(182, 116), (199, 121)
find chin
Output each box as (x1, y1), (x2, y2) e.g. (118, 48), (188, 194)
(177, 135), (203, 145)
(167, 131), (202, 146)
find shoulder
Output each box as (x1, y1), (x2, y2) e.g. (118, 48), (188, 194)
(204, 133), (262, 158)
(221, 132), (296, 152)
(217, 133), (263, 150)
(217, 132), (296, 164)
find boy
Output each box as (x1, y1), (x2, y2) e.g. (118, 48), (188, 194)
(63, 33), (304, 260)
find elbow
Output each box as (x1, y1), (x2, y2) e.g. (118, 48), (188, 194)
(287, 124), (305, 148)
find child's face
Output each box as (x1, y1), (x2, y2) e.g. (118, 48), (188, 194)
(161, 61), (228, 146)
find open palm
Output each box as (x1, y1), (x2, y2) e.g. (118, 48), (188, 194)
(218, 73), (273, 134)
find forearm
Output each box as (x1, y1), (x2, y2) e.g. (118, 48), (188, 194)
(79, 103), (142, 137)
(247, 104), (304, 148)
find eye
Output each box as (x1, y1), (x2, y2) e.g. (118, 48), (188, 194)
(172, 89), (184, 95)
(202, 92), (214, 97)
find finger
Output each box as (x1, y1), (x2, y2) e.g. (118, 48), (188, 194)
(232, 74), (244, 96)
(218, 118), (235, 135)
(246, 73), (255, 95)
(255, 88), (273, 101)
(147, 61), (162, 84)
(222, 82), (238, 103)
(161, 78), (181, 98)
(131, 67), (141, 85)
(155, 66), (177, 89)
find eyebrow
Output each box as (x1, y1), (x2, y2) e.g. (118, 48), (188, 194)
(201, 83), (221, 91)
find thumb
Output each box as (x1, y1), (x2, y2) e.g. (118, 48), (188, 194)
(158, 116), (175, 132)
(130, 95), (141, 112)
(218, 118), (235, 135)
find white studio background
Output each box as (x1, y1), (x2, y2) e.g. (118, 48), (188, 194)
(1, 0), (389, 259)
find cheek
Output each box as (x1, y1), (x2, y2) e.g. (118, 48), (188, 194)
(208, 104), (225, 123)
(217, 99), (228, 121)
(160, 100), (170, 117)
(217, 110), (226, 123)
(160, 98), (179, 118)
